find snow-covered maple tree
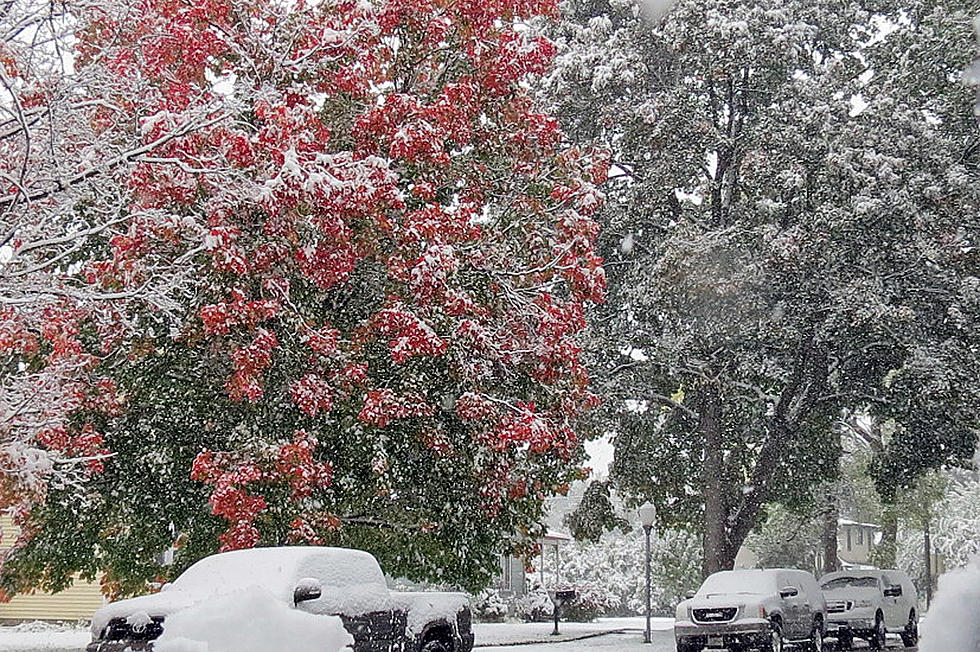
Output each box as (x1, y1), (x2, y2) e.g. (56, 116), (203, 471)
(546, 0), (980, 574)
(1, 0), (606, 594)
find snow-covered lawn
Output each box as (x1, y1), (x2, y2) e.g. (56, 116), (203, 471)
(474, 616), (672, 646)
(0, 622), (89, 652)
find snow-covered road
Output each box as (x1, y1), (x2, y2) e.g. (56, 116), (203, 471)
(0, 618), (921, 652)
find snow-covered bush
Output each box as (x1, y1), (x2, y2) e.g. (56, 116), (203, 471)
(918, 559), (980, 652)
(550, 528), (702, 617)
(560, 583), (620, 622)
(470, 588), (509, 623)
(514, 584), (554, 623)
(153, 586), (353, 652)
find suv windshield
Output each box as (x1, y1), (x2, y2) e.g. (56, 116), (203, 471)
(698, 571), (778, 596)
(821, 576), (879, 590)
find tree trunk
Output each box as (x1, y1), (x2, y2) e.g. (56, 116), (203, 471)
(700, 387), (732, 577)
(821, 488), (841, 575)
(876, 506), (898, 568)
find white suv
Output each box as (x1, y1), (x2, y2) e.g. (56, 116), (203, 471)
(674, 569), (826, 652)
(819, 569), (919, 649)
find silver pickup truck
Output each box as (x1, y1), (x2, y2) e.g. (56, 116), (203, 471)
(87, 546), (473, 652)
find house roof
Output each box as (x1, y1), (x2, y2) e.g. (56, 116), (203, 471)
(838, 518), (881, 529)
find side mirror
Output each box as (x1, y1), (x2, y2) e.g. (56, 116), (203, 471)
(294, 577), (322, 605)
(883, 585), (902, 597)
(779, 586), (799, 599)
(685, 590), (696, 600)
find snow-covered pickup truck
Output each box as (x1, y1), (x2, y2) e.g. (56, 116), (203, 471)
(86, 547), (474, 652)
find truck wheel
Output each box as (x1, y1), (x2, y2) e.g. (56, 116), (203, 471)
(420, 637), (452, 652)
(869, 612), (886, 650)
(901, 610), (918, 647)
(765, 620), (783, 652)
(809, 618), (824, 652)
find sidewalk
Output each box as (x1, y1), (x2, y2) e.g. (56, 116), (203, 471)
(473, 616), (674, 647)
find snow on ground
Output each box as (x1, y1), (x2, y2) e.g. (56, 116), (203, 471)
(473, 616), (671, 646)
(0, 621), (89, 651)
(479, 630), (676, 652)
(0, 616), (669, 652)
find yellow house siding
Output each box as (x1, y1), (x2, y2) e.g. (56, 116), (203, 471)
(0, 516), (105, 622)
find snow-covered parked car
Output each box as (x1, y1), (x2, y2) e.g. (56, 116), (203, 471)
(674, 568), (825, 652)
(819, 568), (918, 649)
(87, 546), (474, 652)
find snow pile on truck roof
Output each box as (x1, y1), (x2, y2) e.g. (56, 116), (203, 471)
(153, 586), (353, 652)
(919, 558), (980, 652)
(174, 547), (386, 597)
(91, 547), (390, 636)
(174, 546), (390, 613)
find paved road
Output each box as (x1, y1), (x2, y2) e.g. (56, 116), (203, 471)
(478, 629), (919, 652)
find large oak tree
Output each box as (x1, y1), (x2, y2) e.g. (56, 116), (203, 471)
(547, 0), (980, 574)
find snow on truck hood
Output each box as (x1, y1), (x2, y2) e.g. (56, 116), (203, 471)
(91, 546), (391, 636)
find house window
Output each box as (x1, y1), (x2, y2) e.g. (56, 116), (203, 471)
(857, 528), (864, 545)
(846, 528), (852, 551)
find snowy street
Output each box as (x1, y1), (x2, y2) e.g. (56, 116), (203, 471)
(0, 618), (922, 652)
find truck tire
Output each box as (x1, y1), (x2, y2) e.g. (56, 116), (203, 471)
(808, 617), (824, 652)
(765, 620), (783, 652)
(869, 612), (886, 650)
(901, 610), (918, 647)
(420, 637), (452, 652)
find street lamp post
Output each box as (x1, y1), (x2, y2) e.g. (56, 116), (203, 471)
(638, 502), (657, 645)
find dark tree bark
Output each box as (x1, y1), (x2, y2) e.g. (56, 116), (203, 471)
(876, 507), (898, 568)
(821, 492), (841, 575)
(700, 387), (734, 576)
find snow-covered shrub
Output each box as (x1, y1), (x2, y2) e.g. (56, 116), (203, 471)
(918, 559), (980, 652)
(548, 528), (702, 617)
(560, 583), (620, 622)
(470, 588), (509, 623)
(514, 584), (554, 622)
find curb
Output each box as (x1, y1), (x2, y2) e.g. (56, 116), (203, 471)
(474, 627), (639, 647)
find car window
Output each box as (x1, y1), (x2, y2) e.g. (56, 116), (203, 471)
(821, 576), (880, 590)
(697, 571), (778, 596)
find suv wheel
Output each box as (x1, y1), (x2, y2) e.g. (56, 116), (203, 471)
(766, 620), (783, 652)
(809, 618), (823, 652)
(901, 610), (918, 647)
(869, 612), (886, 650)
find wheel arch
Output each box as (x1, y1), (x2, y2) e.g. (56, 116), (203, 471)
(418, 619), (457, 652)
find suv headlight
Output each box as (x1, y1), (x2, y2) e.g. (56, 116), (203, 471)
(852, 599), (873, 608)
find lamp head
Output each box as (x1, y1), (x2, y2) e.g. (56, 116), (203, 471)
(638, 501), (657, 528)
